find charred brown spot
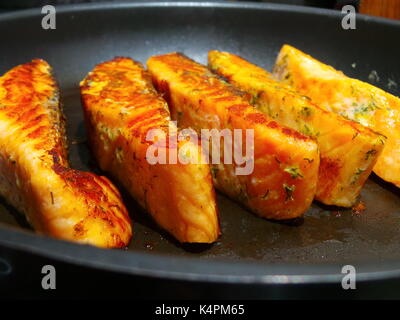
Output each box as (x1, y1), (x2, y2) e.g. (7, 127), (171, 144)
(245, 112), (268, 124)
(112, 234), (126, 248)
(9, 104), (40, 123)
(97, 176), (119, 199)
(281, 127), (309, 141)
(52, 159), (128, 231)
(212, 95), (238, 103)
(228, 104), (248, 116)
(267, 121), (279, 129)
(319, 157), (342, 198)
(27, 125), (47, 139)
(0, 60), (130, 246)
(74, 221), (87, 237)
(157, 80), (171, 104)
(21, 114), (46, 132)
(204, 89), (227, 98)
(48, 148), (62, 165)
(49, 147), (106, 204)
(127, 108), (161, 129)
(130, 118), (164, 138)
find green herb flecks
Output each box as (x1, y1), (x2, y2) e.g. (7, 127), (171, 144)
(284, 167), (304, 179)
(283, 184), (296, 201)
(365, 149), (377, 160)
(299, 105), (313, 118)
(351, 168), (366, 185)
(250, 92), (261, 106)
(301, 124), (319, 137)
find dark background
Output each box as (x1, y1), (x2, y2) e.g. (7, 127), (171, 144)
(0, 0), (359, 11)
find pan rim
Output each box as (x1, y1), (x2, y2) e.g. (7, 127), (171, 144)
(0, 1), (400, 285)
(0, 0), (399, 27)
(3, 223), (400, 284)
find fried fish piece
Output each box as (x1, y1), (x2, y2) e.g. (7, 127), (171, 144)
(274, 44), (399, 187)
(208, 50), (384, 207)
(80, 57), (219, 243)
(147, 53), (319, 220)
(0, 59), (132, 248)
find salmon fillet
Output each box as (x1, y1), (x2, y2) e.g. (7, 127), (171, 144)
(273, 44), (399, 187)
(0, 59), (132, 248)
(147, 53), (319, 220)
(80, 57), (219, 243)
(209, 50), (385, 207)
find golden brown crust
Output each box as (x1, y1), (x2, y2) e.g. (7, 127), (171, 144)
(273, 45), (400, 187)
(208, 50), (384, 207)
(152, 53), (311, 142)
(147, 53), (320, 219)
(0, 59), (132, 248)
(81, 57), (219, 243)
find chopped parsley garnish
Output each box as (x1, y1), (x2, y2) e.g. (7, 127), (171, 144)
(250, 92), (261, 105)
(300, 105), (313, 118)
(365, 149), (377, 160)
(283, 184), (295, 201)
(284, 167), (304, 179)
(355, 168), (366, 176)
(351, 168), (366, 185)
(301, 124), (319, 137)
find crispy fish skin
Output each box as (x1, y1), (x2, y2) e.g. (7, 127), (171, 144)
(273, 44), (399, 187)
(80, 57), (219, 243)
(208, 51), (385, 207)
(0, 60), (132, 248)
(147, 53), (319, 220)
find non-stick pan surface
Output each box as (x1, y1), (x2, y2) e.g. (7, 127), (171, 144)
(0, 1), (400, 285)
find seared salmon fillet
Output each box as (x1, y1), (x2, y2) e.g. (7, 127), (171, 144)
(80, 57), (219, 243)
(209, 51), (385, 207)
(0, 59), (132, 248)
(273, 44), (399, 187)
(147, 53), (319, 220)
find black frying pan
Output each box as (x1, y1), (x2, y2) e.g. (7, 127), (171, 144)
(1, 1), (400, 298)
